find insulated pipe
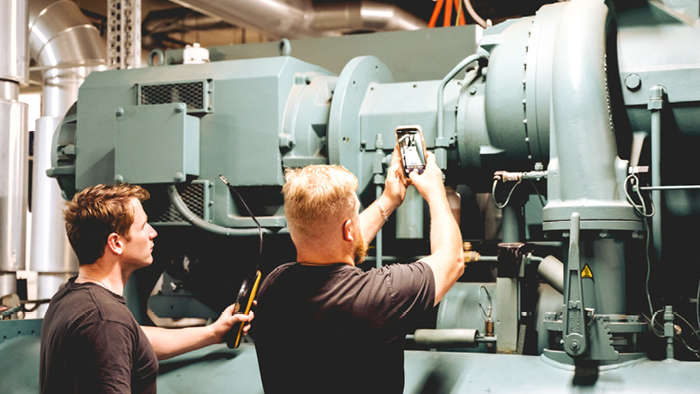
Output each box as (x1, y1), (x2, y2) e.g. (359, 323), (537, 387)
(311, 1), (426, 33)
(169, 0), (426, 40)
(414, 328), (479, 348)
(167, 185), (283, 236)
(0, 0), (29, 298)
(551, 0), (618, 203)
(537, 255), (564, 294)
(549, 0), (630, 318)
(28, 0), (106, 314)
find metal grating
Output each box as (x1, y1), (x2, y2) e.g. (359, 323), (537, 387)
(140, 82), (204, 110)
(142, 183), (204, 223)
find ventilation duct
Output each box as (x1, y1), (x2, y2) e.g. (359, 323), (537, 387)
(28, 0), (107, 315)
(169, 0), (427, 39)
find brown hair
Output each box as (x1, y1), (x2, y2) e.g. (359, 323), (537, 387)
(283, 165), (358, 239)
(63, 183), (150, 266)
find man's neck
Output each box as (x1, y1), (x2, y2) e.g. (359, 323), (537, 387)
(76, 261), (130, 296)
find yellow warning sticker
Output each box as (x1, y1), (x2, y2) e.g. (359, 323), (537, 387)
(582, 264), (593, 279)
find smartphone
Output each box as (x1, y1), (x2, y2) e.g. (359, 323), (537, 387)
(223, 270), (261, 349)
(395, 125), (428, 176)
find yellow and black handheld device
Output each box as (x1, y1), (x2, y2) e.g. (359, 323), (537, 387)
(219, 174), (265, 349)
(224, 270), (261, 349)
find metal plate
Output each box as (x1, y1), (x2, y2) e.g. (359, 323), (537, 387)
(328, 56), (393, 190)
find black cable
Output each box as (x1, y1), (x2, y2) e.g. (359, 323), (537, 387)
(219, 175), (263, 270)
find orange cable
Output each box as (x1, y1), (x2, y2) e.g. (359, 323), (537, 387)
(428, 0), (444, 28)
(444, 0), (453, 27)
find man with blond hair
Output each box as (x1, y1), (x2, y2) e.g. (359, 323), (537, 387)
(254, 149), (465, 393)
(40, 183), (253, 394)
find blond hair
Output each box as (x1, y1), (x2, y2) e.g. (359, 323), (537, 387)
(63, 183), (150, 266)
(283, 165), (358, 239)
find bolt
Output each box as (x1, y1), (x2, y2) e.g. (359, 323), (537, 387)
(469, 86), (477, 95)
(625, 74), (642, 91)
(114, 174), (124, 183)
(174, 172), (185, 182)
(175, 104), (185, 113)
(571, 340), (580, 350)
(115, 107), (124, 117)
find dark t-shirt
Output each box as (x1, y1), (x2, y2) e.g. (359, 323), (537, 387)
(40, 277), (158, 394)
(254, 261), (435, 394)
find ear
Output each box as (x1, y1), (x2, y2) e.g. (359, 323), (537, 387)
(342, 219), (355, 243)
(106, 233), (123, 255)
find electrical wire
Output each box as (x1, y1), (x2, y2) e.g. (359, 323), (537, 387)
(643, 217), (655, 317)
(478, 285), (492, 320)
(528, 180), (546, 207)
(624, 174), (655, 218)
(623, 173), (656, 315)
(219, 175), (263, 270)
(491, 177), (522, 209)
(646, 310), (700, 355)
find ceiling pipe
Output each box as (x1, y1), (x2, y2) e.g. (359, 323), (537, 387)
(169, 0), (427, 39)
(28, 0), (107, 316)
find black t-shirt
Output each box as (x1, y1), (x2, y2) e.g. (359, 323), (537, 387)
(254, 261), (435, 394)
(40, 277), (158, 394)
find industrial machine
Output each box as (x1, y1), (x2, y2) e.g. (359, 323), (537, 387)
(2, 0), (700, 392)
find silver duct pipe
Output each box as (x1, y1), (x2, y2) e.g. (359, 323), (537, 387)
(0, 0), (29, 298)
(28, 0), (107, 315)
(311, 1), (426, 33)
(169, 0), (426, 39)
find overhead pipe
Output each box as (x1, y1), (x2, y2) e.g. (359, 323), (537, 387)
(169, 0), (426, 39)
(28, 0), (107, 316)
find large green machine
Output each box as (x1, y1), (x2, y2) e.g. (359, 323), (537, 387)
(3, 0), (700, 392)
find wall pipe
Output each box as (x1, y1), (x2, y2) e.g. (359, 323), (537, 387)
(437, 54), (487, 169)
(167, 185), (285, 236)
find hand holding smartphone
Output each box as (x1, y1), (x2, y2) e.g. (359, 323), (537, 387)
(395, 125), (427, 177)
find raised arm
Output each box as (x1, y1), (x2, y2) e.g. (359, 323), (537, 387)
(408, 152), (464, 305)
(360, 145), (407, 243)
(142, 304), (253, 360)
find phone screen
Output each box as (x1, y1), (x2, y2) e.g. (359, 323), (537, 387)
(396, 126), (427, 176)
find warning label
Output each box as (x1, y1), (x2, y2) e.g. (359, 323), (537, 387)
(582, 264), (593, 279)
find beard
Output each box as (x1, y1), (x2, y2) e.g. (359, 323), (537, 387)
(353, 231), (369, 265)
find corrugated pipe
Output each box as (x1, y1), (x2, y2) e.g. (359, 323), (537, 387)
(28, 0), (107, 316)
(167, 185), (287, 236)
(169, 0), (426, 39)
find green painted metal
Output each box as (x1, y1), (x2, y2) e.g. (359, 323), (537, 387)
(165, 26), (478, 84)
(34, 0), (700, 389)
(115, 103), (200, 184)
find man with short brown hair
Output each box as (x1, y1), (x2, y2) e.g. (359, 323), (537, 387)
(254, 149), (465, 393)
(40, 183), (252, 394)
